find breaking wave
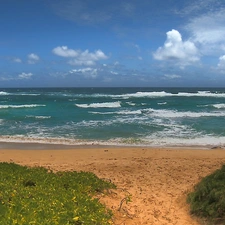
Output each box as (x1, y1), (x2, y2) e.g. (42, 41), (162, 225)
(75, 102), (121, 108)
(0, 104), (46, 109)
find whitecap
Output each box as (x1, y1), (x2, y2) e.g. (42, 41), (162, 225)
(119, 91), (225, 98)
(67, 90), (225, 99)
(213, 104), (225, 109)
(0, 91), (9, 95)
(35, 116), (51, 119)
(126, 102), (136, 106)
(116, 110), (142, 115)
(75, 102), (121, 108)
(0, 104), (46, 109)
(89, 110), (142, 116)
(144, 108), (225, 118)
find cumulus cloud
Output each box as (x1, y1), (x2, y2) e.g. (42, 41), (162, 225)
(52, 46), (78, 57)
(52, 46), (108, 66)
(27, 53), (40, 64)
(153, 29), (199, 66)
(18, 72), (33, 79)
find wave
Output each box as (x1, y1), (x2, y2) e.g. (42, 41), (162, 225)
(90, 110), (142, 115)
(0, 91), (40, 96)
(143, 136), (225, 147)
(0, 91), (9, 95)
(122, 91), (225, 98)
(72, 91), (225, 99)
(0, 104), (46, 109)
(213, 104), (225, 109)
(19, 93), (41, 96)
(0, 135), (92, 146)
(126, 102), (136, 106)
(0, 134), (224, 147)
(75, 102), (121, 108)
(145, 109), (225, 118)
(35, 116), (51, 119)
(26, 115), (51, 119)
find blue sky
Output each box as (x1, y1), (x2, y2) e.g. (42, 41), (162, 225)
(1, 0), (225, 87)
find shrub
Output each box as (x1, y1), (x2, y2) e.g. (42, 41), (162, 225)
(0, 162), (116, 225)
(187, 164), (225, 225)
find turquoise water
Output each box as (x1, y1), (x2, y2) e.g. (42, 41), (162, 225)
(0, 87), (225, 147)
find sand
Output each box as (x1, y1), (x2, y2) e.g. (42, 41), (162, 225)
(0, 144), (225, 225)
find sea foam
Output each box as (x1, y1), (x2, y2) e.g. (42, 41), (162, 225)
(0, 104), (46, 109)
(145, 109), (225, 118)
(213, 104), (225, 109)
(0, 91), (9, 95)
(75, 102), (121, 108)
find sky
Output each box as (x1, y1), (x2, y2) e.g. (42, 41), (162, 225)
(1, 0), (225, 87)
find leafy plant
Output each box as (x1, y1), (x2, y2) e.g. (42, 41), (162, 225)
(187, 164), (225, 225)
(0, 162), (116, 225)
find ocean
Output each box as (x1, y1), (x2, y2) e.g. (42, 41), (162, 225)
(0, 87), (225, 147)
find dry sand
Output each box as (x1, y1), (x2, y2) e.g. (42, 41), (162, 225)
(0, 144), (225, 225)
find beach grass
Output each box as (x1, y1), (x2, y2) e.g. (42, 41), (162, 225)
(187, 164), (225, 225)
(0, 162), (116, 225)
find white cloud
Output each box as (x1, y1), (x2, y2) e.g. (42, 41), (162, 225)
(185, 8), (225, 56)
(69, 67), (98, 78)
(0, 72), (34, 81)
(153, 29), (199, 66)
(186, 10), (225, 45)
(27, 53), (40, 64)
(18, 72), (33, 79)
(52, 46), (78, 57)
(53, 46), (108, 66)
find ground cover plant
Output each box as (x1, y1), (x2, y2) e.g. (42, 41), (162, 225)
(187, 164), (225, 225)
(0, 162), (116, 225)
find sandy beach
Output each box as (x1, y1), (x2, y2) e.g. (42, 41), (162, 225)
(0, 144), (225, 225)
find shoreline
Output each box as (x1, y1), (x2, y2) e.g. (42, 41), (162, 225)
(0, 139), (221, 150)
(1, 145), (225, 224)
(0, 134), (224, 150)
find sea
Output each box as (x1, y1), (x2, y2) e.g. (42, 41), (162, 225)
(0, 87), (225, 148)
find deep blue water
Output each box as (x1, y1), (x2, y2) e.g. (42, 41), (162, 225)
(0, 87), (225, 147)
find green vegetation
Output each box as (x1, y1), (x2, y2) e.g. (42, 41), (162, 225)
(187, 164), (225, 225)
(0, 162), (116, 225)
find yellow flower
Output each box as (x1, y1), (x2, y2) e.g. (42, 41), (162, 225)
(73, 216), (79, 221)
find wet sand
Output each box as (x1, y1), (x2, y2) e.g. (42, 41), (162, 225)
(0, 144), (225, 225)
